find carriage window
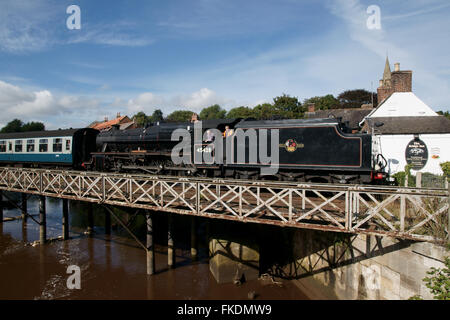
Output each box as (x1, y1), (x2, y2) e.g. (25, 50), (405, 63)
(27, 140), (35, 152)
(15, 140), (23, 152)
(39, 139), (48, 152)
(0, 141), (5, 152)
(66, 139), (71, 151)
(8, 142), (12, 151)
(53, 138), (62, 152)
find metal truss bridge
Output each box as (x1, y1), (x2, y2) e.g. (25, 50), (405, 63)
(0, 167), (448, 243)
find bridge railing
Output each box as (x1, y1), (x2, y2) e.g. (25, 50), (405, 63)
(0, 167), (448, 243)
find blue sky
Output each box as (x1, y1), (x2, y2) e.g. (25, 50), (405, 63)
(0, 0), (449, 129)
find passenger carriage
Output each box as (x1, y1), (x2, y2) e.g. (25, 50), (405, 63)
(0, 128), (98, 169)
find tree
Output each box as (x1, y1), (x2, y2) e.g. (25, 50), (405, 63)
(337, 89), (376, 109)
(272, 94), (304, 118)
(303, 94), (340, 110)
(150, 109), (164, 122)
(0, 119), (45, 133)
(166, 110), (194, 122)
(199, 104), (226, 120)
(22, 121), (45, 132)
(437, 111), (450, 120)
(226, 106), (254, 119)
(132, 112), (150, 127)
(1, 119), (24, 133)
(252, 103), (280, 120)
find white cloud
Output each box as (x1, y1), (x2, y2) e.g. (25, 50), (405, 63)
(127, 93), (165, 113)
(126, 88), (231, 114)
(0, 80), (101, 128)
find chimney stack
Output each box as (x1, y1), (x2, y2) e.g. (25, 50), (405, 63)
(116, 112), (121, 118)
(394, 63), (400, 72)
(308, 103), (315, 113)
(104, 116), (108, 122)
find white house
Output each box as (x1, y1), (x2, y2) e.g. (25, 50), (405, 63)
(360, 92), (450, 176)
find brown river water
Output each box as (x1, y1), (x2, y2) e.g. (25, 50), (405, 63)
(0, 193), (309, 300)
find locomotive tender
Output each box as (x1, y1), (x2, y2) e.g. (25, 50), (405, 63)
(0, 118), (386, 184)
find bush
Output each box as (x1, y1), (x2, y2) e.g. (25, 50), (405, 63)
(422, 257), (450, 300)
(440, 162), (450, 179)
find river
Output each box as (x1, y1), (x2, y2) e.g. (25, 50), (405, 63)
(0, 193), (309, 300)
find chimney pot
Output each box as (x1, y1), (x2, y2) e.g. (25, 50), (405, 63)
(104, 116), (108, 122)
(394, 63), (400, 72)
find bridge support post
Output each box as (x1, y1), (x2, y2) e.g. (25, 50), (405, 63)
(105, 208), (111, 235)
(39, 195), (46, 244)
(146, 212), (155, 275)
(62, 199), (69, 240)
(191, 216), (197, 261)
(21, 193), (27, 221)
(87, 203), (94, 236)
(168, 213), (175, 268)
(0, 190), (3, 222)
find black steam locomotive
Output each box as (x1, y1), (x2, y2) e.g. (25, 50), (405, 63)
(0, 118), (387, 184)
(88, 118), (386, 184)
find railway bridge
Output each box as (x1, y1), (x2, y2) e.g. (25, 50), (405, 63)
(0, 166), (448, 293)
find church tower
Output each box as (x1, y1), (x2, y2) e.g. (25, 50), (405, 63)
(377, 57), (412, 105)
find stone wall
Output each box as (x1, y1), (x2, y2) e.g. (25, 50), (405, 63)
(280, 229), (448, 300)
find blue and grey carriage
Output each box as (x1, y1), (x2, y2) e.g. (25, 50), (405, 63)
(0, 128), (98, 169)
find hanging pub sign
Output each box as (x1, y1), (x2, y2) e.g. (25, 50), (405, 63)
(405, 137), (428, 170)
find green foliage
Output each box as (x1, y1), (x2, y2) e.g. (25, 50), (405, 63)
(132, 109), (165, 127)
(150, 109), (164, 122)
(337, 89), (376, 109)
(392, 164), (416, 187)
(422, 257), (450, 300)
(272, 94), (304, 118)
(132, 111), (150, 127)
(199, 104), (226, 120)
(1, 119), (45, 133)
(304, 94), (340, 110)
(166, 110), (194, 122)
(436, 111), (450, 120)
(252, 103), (280, 120)
(226, 106), (254, 119)
(440, 162), (450, 178)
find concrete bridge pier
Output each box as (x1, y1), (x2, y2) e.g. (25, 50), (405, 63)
(208, 221), (260, 284)
(168, 213), (175, 268)
(21, 193), (27, 221)
(191, 216), (197, 261)
(87, 203), (94, 236)
(62, 199), (69, 240)
(146, 212), (155, 275)
(39, 195), (46, 244)
(0, 190), (3, 222)
(105, 209), (111, 235)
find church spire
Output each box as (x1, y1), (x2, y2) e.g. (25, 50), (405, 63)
(383, 56), (391, 81)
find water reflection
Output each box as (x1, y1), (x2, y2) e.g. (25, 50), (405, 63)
(0, 192), (309, 300)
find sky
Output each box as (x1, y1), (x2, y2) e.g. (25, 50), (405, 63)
(0, 0), (449, 129)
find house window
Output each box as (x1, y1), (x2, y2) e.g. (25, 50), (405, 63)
(53, 138), (62, 152)
(0, 141), (5, 152)
(39, 139), (48, 152)
(15, 140), (23, 152)
(27, 140), (35, 152)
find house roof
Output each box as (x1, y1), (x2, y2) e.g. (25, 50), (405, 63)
(366, 92), (437, 118)
(90, 116), (131, 131)
(365, 116), (450, 135)
(306, 109), (372, 129)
